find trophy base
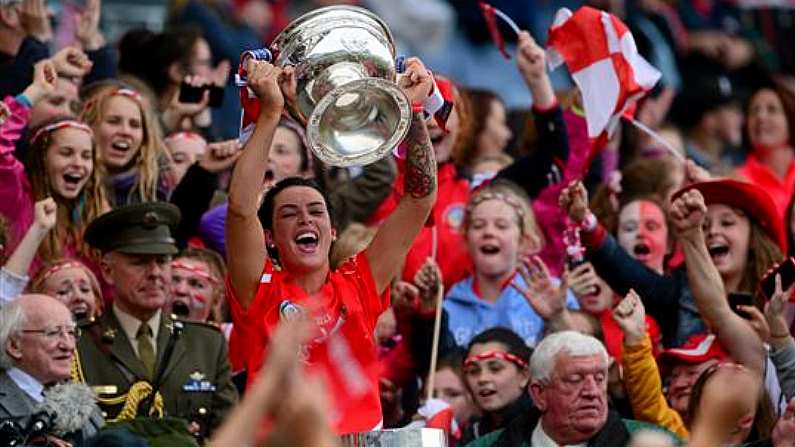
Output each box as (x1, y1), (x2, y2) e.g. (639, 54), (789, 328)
(339, 428), (448, 447)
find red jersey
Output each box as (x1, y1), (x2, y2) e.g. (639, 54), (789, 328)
(369, 162), (473, 290)
(226, 251), (387, 434)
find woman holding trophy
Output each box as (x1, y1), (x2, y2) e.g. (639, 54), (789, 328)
(224, 48), (438, 436)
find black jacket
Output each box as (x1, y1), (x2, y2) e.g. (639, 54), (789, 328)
(491, 408), (631, 447)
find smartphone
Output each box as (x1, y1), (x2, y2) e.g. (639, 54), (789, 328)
(178, 80), (206, 104)
(760, 257), (795, 300)
(728, 292), (754, 319)
(208, 85), (225, 108)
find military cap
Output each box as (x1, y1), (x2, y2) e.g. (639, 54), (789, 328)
(84, 202), (181, 255)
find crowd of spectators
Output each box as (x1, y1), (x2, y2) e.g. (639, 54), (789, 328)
(2, 0), (795, 446)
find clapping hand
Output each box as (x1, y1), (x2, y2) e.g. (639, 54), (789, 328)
(75, 0), (104, 50)
(512, 256), (567, 321)
(19, 0), (52, 43)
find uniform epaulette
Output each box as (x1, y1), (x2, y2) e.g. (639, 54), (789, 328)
(77, 316), (100, 328)
(168, 314), (223, 332)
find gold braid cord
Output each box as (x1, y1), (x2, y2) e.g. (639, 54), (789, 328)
(71, 349), (164, 422)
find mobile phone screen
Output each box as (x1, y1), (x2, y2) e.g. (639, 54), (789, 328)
(728, 292), (754, 319)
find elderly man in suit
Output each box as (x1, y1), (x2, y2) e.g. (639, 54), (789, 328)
(74, 202), (237, 440)
(0, 293), (103, 444)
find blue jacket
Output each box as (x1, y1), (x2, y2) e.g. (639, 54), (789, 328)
(443, 274), (579, 348)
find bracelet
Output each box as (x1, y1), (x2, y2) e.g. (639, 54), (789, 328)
(579, 211), (598, 233)
(771, 332), (792, 339)
(411, 102), (424, 114)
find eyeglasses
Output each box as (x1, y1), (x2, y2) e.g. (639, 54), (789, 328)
(21, 325), (81, 341)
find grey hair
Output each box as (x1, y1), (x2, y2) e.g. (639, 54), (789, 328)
(0, 301), (27, 370)
(530, 331), (608, 384)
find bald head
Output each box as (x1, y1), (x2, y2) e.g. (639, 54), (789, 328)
(1, 294), (76, 383)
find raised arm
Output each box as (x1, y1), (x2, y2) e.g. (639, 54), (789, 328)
(225, 60), (284, 308)
(559, 181), (680, 323)
(366, 58), (437, 295)
(670, 189), (766, 377)
(614, 290), (689, 438)
(497, 31), (566, 198)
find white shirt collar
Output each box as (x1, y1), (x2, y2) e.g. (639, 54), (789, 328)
(113, 304), (161, 356)
(532, 419), (588, 447)
(7, 367), (45, 403)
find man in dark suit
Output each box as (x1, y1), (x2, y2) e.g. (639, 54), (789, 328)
(75, 202), (238, 439)
(0, 294), (103, 444)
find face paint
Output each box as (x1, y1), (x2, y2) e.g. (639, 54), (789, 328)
(617, 200), (668, 274)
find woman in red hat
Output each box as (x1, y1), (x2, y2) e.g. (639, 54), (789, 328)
(560, 178), (785, 348)
(736, 81), (795, 219)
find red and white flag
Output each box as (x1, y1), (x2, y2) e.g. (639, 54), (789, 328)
(546, 6), (661, 141)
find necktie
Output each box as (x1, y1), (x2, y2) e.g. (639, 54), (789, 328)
(136, 323), (156, 381)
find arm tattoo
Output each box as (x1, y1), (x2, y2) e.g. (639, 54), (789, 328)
(404, 112), (437, 199)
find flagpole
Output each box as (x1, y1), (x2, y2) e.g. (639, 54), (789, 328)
(492, 8), (521, 35)
(627, 117), (686, 163)
(426, 284), (445, 403)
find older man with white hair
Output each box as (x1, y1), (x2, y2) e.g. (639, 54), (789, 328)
(0, 294), (102, 445)
(466, 331), (674, 447)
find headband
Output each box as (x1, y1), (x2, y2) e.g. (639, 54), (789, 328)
(466, 191), (526, 229)
(171, 260), (218, 284)
(30, 120), (93, 147)
(464, 350), (528, 369)
(112, 88), (144, 104)
(165, 131), (207, 145)
(38, 261), (90, 285)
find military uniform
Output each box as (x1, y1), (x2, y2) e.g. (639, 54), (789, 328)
(74, 203), (238, 439)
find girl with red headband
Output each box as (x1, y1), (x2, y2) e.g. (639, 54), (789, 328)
(460, 327), (533, 445)
(80, 82), (174, 206)
(30, 258), (103, 320)
(0, 61), (108, 273)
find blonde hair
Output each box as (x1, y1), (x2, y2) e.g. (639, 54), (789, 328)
(81, 84), (171, 204)
(29, 258), (104, 318)
(26, 117), (108, 260)
(464, 179), (544, 253)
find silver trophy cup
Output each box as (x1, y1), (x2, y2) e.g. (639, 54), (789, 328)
(268, 5), (411, 167)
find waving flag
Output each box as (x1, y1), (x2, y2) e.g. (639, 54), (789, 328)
(546, 7), (661, 143)
(479, 2), (511, 59)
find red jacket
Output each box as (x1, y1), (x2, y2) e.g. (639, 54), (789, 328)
(370, 162), (473, 290)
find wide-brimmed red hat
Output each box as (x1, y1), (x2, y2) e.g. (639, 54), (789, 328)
(658, 334), (729, 375)
(672, 179), (786, 251)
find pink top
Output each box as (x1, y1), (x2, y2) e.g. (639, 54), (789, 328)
(0, 96), (34, 250)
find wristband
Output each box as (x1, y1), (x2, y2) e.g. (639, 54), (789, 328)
(771, 332), (792, 339)
(15, 93), (32, 108)
(411, 102), (424, 114)
(580, 211), (598, 233)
